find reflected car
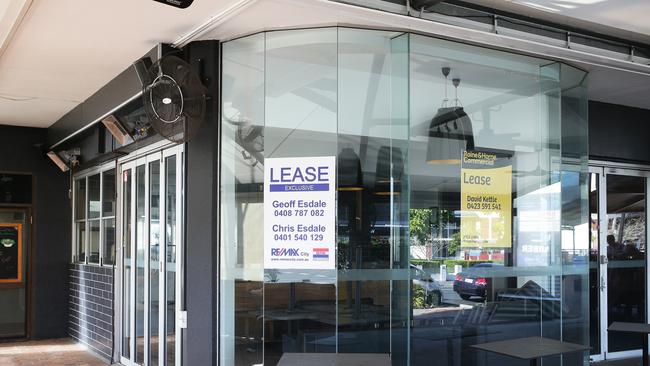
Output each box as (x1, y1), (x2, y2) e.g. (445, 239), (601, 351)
(411, 264), (444, 307)
(453, 262), (502, 300)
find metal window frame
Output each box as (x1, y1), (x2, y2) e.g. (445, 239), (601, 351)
(71, 160), (117, 267)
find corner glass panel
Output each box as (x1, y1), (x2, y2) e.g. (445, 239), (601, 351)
(264, 28), (338, 365)
(219, 27), (590, 366)
(337, 28), (409, 364)
(407, 34), (581, 366)
(558, 63), (590, 364)
(220, 32), (265, 366)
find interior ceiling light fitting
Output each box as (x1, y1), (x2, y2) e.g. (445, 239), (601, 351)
(427, 67), (474, 165)
(0, 0), (32, 59)
(152, 0), (195, 9)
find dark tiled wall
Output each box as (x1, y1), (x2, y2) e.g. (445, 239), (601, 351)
(0, 125), (71, 338)
(68, 263), (114, 361)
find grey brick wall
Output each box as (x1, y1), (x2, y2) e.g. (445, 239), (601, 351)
(68, 263), (114, 361)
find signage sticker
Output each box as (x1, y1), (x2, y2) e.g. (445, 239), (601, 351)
(460, 150), (512, 248)
(0, 223), (22, 284)
(264, 156), (336, 270)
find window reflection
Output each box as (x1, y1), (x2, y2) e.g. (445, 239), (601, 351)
(606, 174), (646, 353)
(220, 28), (589, 366)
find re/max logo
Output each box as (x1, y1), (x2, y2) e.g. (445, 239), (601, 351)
(271, 248), (300, 257)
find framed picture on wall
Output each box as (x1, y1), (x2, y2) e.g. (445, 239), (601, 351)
(0, 223), (22, 284)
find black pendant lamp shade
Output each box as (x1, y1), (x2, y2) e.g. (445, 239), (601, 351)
(426, 106), (474, 164)
(427, 72), (475, 164)
(338, 147), (364, 191)
(375, 146), (404, 195)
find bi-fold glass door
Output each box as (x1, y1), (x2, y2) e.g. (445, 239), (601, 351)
(119, 145), (184, 366)
(590, 165), (649, 361)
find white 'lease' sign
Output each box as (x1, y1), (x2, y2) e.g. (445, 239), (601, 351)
(264, 156), (336, 270)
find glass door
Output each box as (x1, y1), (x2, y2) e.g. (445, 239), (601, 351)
(590, 165), (649, 361)
(0, 208), (29, 339)
(119, 145), (184, 366)
(589, 167), (606, 361)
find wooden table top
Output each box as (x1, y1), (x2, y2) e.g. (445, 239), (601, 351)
(277, 353), (391, 366)
(470, 337), (589, 360)
(609, 322), (650, 334)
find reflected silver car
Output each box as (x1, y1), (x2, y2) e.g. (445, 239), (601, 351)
(411, 264), (444, 307)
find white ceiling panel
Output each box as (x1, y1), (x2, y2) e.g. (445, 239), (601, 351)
(0, 98), (78, 128)
(0, 0), (242, 128)
(0, 0), (31, 57)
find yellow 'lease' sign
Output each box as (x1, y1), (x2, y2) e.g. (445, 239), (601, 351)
(460, 150), (512, 248)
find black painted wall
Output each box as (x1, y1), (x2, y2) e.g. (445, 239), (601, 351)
(0, 125), (70, 339)
(589, 101), (650, 164)
(184, 40), (220, 366)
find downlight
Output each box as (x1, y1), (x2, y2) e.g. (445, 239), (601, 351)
(152, 0), (194, 9)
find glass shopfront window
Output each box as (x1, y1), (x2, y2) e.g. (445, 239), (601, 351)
(220, 27), (588, 366)
(72, 164), (117, 266)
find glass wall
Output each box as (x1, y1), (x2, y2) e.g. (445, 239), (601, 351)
(220, 27), (589, 366)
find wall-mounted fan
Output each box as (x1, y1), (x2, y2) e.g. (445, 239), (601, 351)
(141, 55), (207, 143)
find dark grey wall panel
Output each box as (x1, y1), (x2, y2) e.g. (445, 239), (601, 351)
(589, 101), (650, 164)
(184, 40), (219, 366)
(47, 46), (159, 149)
(0, 125), (70, 339)
(68, 264), (114, 361)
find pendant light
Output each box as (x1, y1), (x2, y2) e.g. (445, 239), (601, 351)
(426, 68), (474, 164)
(374, 146), (404, 196)
(338, 147), (364, 191)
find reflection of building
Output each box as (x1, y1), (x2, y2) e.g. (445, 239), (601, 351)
(515, 182), (561, 268)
